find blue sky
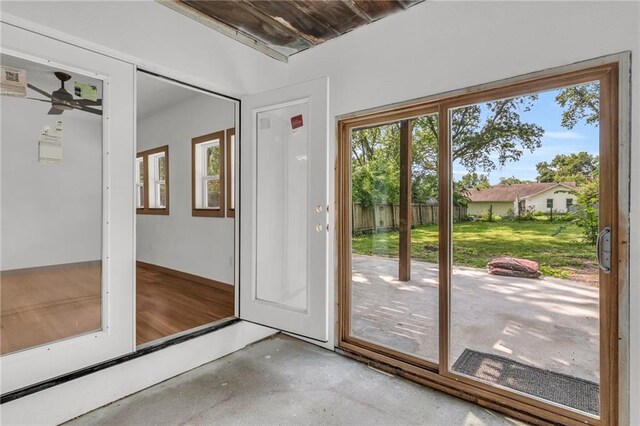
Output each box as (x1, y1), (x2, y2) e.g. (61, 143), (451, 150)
(452, 88), (599, 184)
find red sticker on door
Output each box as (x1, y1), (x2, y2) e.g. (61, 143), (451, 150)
(291, 114), (304, 129)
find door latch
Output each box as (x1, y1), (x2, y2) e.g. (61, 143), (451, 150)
(597, 226), (612, 273)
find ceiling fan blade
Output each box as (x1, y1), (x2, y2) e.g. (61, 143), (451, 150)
(75, 98), (102, 107)
(27, 83), (53, 99)
(25, 97), (53, 103)
(48, 107), (64, 115)
(70, 104), (102, 116)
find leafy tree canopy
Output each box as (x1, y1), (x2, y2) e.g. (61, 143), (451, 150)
(536, 152), (599, 185)
(498, 176), (535, 185)
(459, 172), (491, 189)
(351, 95), (544, 206)
(555, 82), (599, 130)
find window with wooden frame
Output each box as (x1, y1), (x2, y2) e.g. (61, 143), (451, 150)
(226, 127), (236, 218)
(137, 145), (169, 215)
(192, 131), (225, 217)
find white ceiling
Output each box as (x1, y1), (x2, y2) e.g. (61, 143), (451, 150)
(136, 72), (202, 120)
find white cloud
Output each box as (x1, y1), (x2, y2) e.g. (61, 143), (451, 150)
(543, 130), (586, 140)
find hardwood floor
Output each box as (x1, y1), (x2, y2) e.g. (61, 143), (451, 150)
(0, 263), (234, 354)
(1, 262), (102, 355)
(136, 265), (234, 345)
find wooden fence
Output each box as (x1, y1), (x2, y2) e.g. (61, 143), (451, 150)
(352, 203), (468, 233)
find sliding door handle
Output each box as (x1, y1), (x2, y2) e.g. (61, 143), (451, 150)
(596, 226), (612, 273)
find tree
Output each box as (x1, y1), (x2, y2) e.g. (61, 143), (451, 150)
(351, 94), (545, 207)
(459, 172), (490, 189)
(351, 124), (401, 206)
(535, 152), (599, 184)
(498, 176), (534, 185)
(449, 95), (544, 173)
(555, 82), (599, 129)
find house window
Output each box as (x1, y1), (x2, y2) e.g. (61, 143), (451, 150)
(566, 198), (574, 210)
(136, 156), (144, 209)
(192, 131), (225, 217)
(137, 145), (169, 215)
(226, 128), (235, 218)
(546, 198), (553, 209)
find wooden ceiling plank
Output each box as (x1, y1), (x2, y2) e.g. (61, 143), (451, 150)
(247, 0), (342, 43)
(342, 0), (373, 23)
(289, 0), (368, 35)
(183, 0), (312, 51)
(353, 0), (404, 21)
(156, 0), (288, 62)
(241, 0), (320, 45)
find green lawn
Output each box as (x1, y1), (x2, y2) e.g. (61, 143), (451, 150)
(351, 221), (597, 279)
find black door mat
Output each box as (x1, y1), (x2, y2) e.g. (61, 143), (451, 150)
(452, 349), (599, 415)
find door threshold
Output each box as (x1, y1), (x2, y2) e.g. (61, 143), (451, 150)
(1, 317), (240, 404)
(136, 317), (238, 350)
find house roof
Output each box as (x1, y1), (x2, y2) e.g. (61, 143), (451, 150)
(467, 182), (576, 202)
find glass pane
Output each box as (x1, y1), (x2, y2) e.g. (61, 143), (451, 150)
(158, 183), (167, 208)
(138, 157), (144, 184)
(350, 114), (439, 363)
(1, 54), (103, 355)
(230, 134), (235, 210)
(157, 153), (166, 181)
(206, 179), (220, 208)
(206, 144), (220, 176)
(137, 185), (144, 209)
(449, 83), (600, 416)
(255, 102), (309, 310)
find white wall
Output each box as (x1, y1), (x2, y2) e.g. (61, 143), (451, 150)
(467, 201), (512, 217)
(1, 78), (102, 270)
(0, 1), (289, 97)
(526, 189), (575, 214)
(137, 92), (235, 284)
(286, 1), (640, 423)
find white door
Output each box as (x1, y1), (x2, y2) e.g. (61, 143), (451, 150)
(1, 23), (135, 393)
(240, 78), (329, 342)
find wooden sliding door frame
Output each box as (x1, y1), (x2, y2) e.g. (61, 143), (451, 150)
(337, 56), (628, 426)
(338, 104), (441, 373)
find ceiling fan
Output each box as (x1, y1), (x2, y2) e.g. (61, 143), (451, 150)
(26, 71), (102, 116)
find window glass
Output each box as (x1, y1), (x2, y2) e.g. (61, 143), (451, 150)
(192, 132), (224, 216)
(136, 146), (168, 214)
(136, 157), (144, 209)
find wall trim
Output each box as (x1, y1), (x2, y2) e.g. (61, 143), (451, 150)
(136, 261), (233, 291)
(0, 260), (101, 276)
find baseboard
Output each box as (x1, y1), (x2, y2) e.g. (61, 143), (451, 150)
(136, 261), (233, 293)
(0, 321), (277, 425)
(0, 260), (101, 277)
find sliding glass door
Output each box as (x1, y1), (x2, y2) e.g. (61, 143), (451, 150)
(338, 62), (621, 425)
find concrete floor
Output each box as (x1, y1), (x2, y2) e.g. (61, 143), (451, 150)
(351, 255), (600, 383)
(68, 335), (524, 426)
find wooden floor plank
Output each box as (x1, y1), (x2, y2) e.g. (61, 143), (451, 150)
(0, 264), (234, 354)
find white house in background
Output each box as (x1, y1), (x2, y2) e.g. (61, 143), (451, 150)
(466, 182), (577, 216)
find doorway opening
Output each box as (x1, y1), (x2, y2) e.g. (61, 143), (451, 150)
(337, 62), (621, 425)
(135, 71), (237, 346)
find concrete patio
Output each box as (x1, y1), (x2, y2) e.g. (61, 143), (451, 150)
(351, 255), (600, 383)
